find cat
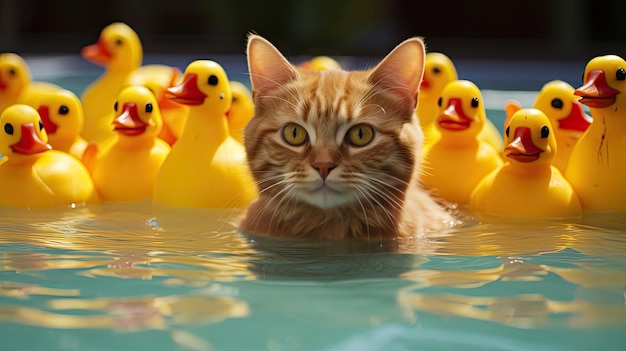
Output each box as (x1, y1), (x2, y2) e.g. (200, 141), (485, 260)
(238, 34), (454, 240)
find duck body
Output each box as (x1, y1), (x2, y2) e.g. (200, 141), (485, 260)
(80, 22), (142, 144)
(471, 108), (582, 219)
(87, 86), (170, 202)
(565, 55), (626, 212)
(152, 60), (258, 208)
(0, 104), (98, 207)
(422, 80), (503, 205)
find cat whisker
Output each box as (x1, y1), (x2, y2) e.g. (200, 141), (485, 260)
(354, 183), (399, 233)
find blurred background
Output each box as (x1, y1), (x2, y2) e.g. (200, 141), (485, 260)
(2, 0), (626, 95)
(2, 0), (625, 59)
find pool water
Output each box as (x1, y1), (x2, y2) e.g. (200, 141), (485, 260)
(1, 203), (625, 350)
(1, 55), (625, 350)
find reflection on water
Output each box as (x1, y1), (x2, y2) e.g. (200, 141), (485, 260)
(0, 202), (625, 349)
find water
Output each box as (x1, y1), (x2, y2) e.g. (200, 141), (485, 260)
(1, 202), (625, 351)
(1, 55), (625, 350)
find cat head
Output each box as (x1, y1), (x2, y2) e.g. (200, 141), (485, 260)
(244, 34), (425, 210)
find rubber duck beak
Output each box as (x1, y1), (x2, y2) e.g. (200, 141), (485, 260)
(0, 74), (6, 90)
(420, 77), (430, 90)
(504, 127), (542, 163)
(10, 123), (52, 154)
(113, 103), (148, 136)
(81, 38), (112, 64)
(557, 100), (592, 132)
(165, 73), (206, 105)
(37, 105), (58, 134)
(157, 68), (186, 109)
(575, 70), (620, 108)
(437, 98), (471, 130)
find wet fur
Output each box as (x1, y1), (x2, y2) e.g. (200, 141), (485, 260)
(239, 34), (452, 239)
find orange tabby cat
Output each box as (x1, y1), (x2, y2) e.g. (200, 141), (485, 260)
(239, 34), (453, 239)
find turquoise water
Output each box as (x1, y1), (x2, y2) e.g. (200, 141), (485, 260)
(1, 203), (625, 350)
(1, 55), (625, 350)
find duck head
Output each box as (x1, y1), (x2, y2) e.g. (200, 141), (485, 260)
(0, 53), (33, 99)
(30, 89), (84, 139)
(504, 108), (555, 165)
(112, 85), (162, 138)
(81, 22), (142, 71)
(0, 104), (51, 157)
(574, 55), (625, 109)
(420, 52), (457, 94)
(165, 60), (232, 115)
(436, 80), (485, 136)
(533, 80), (592, 133)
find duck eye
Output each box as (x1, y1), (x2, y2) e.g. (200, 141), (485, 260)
(8, 68), (16, 76)
(145, 103), (153, 113)
(282, 123), (308, 146)
(59, 105), (69, 115)
(505, 126), (510, 138)
(4, 123), (13, 135)
(541, 125), (550, 138)
(551, 98), (564, 109)
(471, 97), (479, 108)
(437, 97), (442, 107)
(616, 68), (626, 81)
(39, 119), (44, 131)
(232, 96), (239, 102)
(208, 75), (219, 86)
(433, 66), (441, 74)
(346, 124), (375, 147)
(114, 101), (118, 111)
(115, 38), (123, 46)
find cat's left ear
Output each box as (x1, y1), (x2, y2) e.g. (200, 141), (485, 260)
(368, 37), (425, 107)
(247, 34), (299, 98)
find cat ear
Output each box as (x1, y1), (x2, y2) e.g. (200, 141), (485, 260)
(368, 37), (425, 105)
(247, 34), (299, 97)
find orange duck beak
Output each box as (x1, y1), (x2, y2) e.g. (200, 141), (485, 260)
(165, 73), (206, 105)
(10, 123), (52, 154)
(113, 103), (148, 136)
(437, 98), (471, 131)
(37, 105), (58, 134)
(575, 70), (620, 108)
(81, 38), (112, 65)
(505, 127), (542, 163)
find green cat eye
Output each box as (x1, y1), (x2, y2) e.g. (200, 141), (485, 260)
(346, 124), (375, 147)
(282, 123), (309, 146)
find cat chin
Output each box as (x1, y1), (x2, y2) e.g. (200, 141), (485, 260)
(297, 187), (355, 209)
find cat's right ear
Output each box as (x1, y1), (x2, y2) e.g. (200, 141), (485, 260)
(246, 34), (299, 97)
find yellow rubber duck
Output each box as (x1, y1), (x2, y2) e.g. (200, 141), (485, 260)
(84, 86), (170, 202)
(531, 80), (592, 173)
(0, 52), (60, 114)
(470, 108), (582, 219)
(416, 52), (458, 146)
(21, 88), (89, 160)
(152, 60), (258, 208)
(565, 54), (626, 212)
(0, 104), (98, 207)
(127, 64), (189, 146)
(80, 22), (142, 144)
(227, 81), (254, 144)
(422, 80), (504, 205)
(299, 56), (342, 70)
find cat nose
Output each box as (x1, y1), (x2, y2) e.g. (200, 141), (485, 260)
(312, 162), (336, 180)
